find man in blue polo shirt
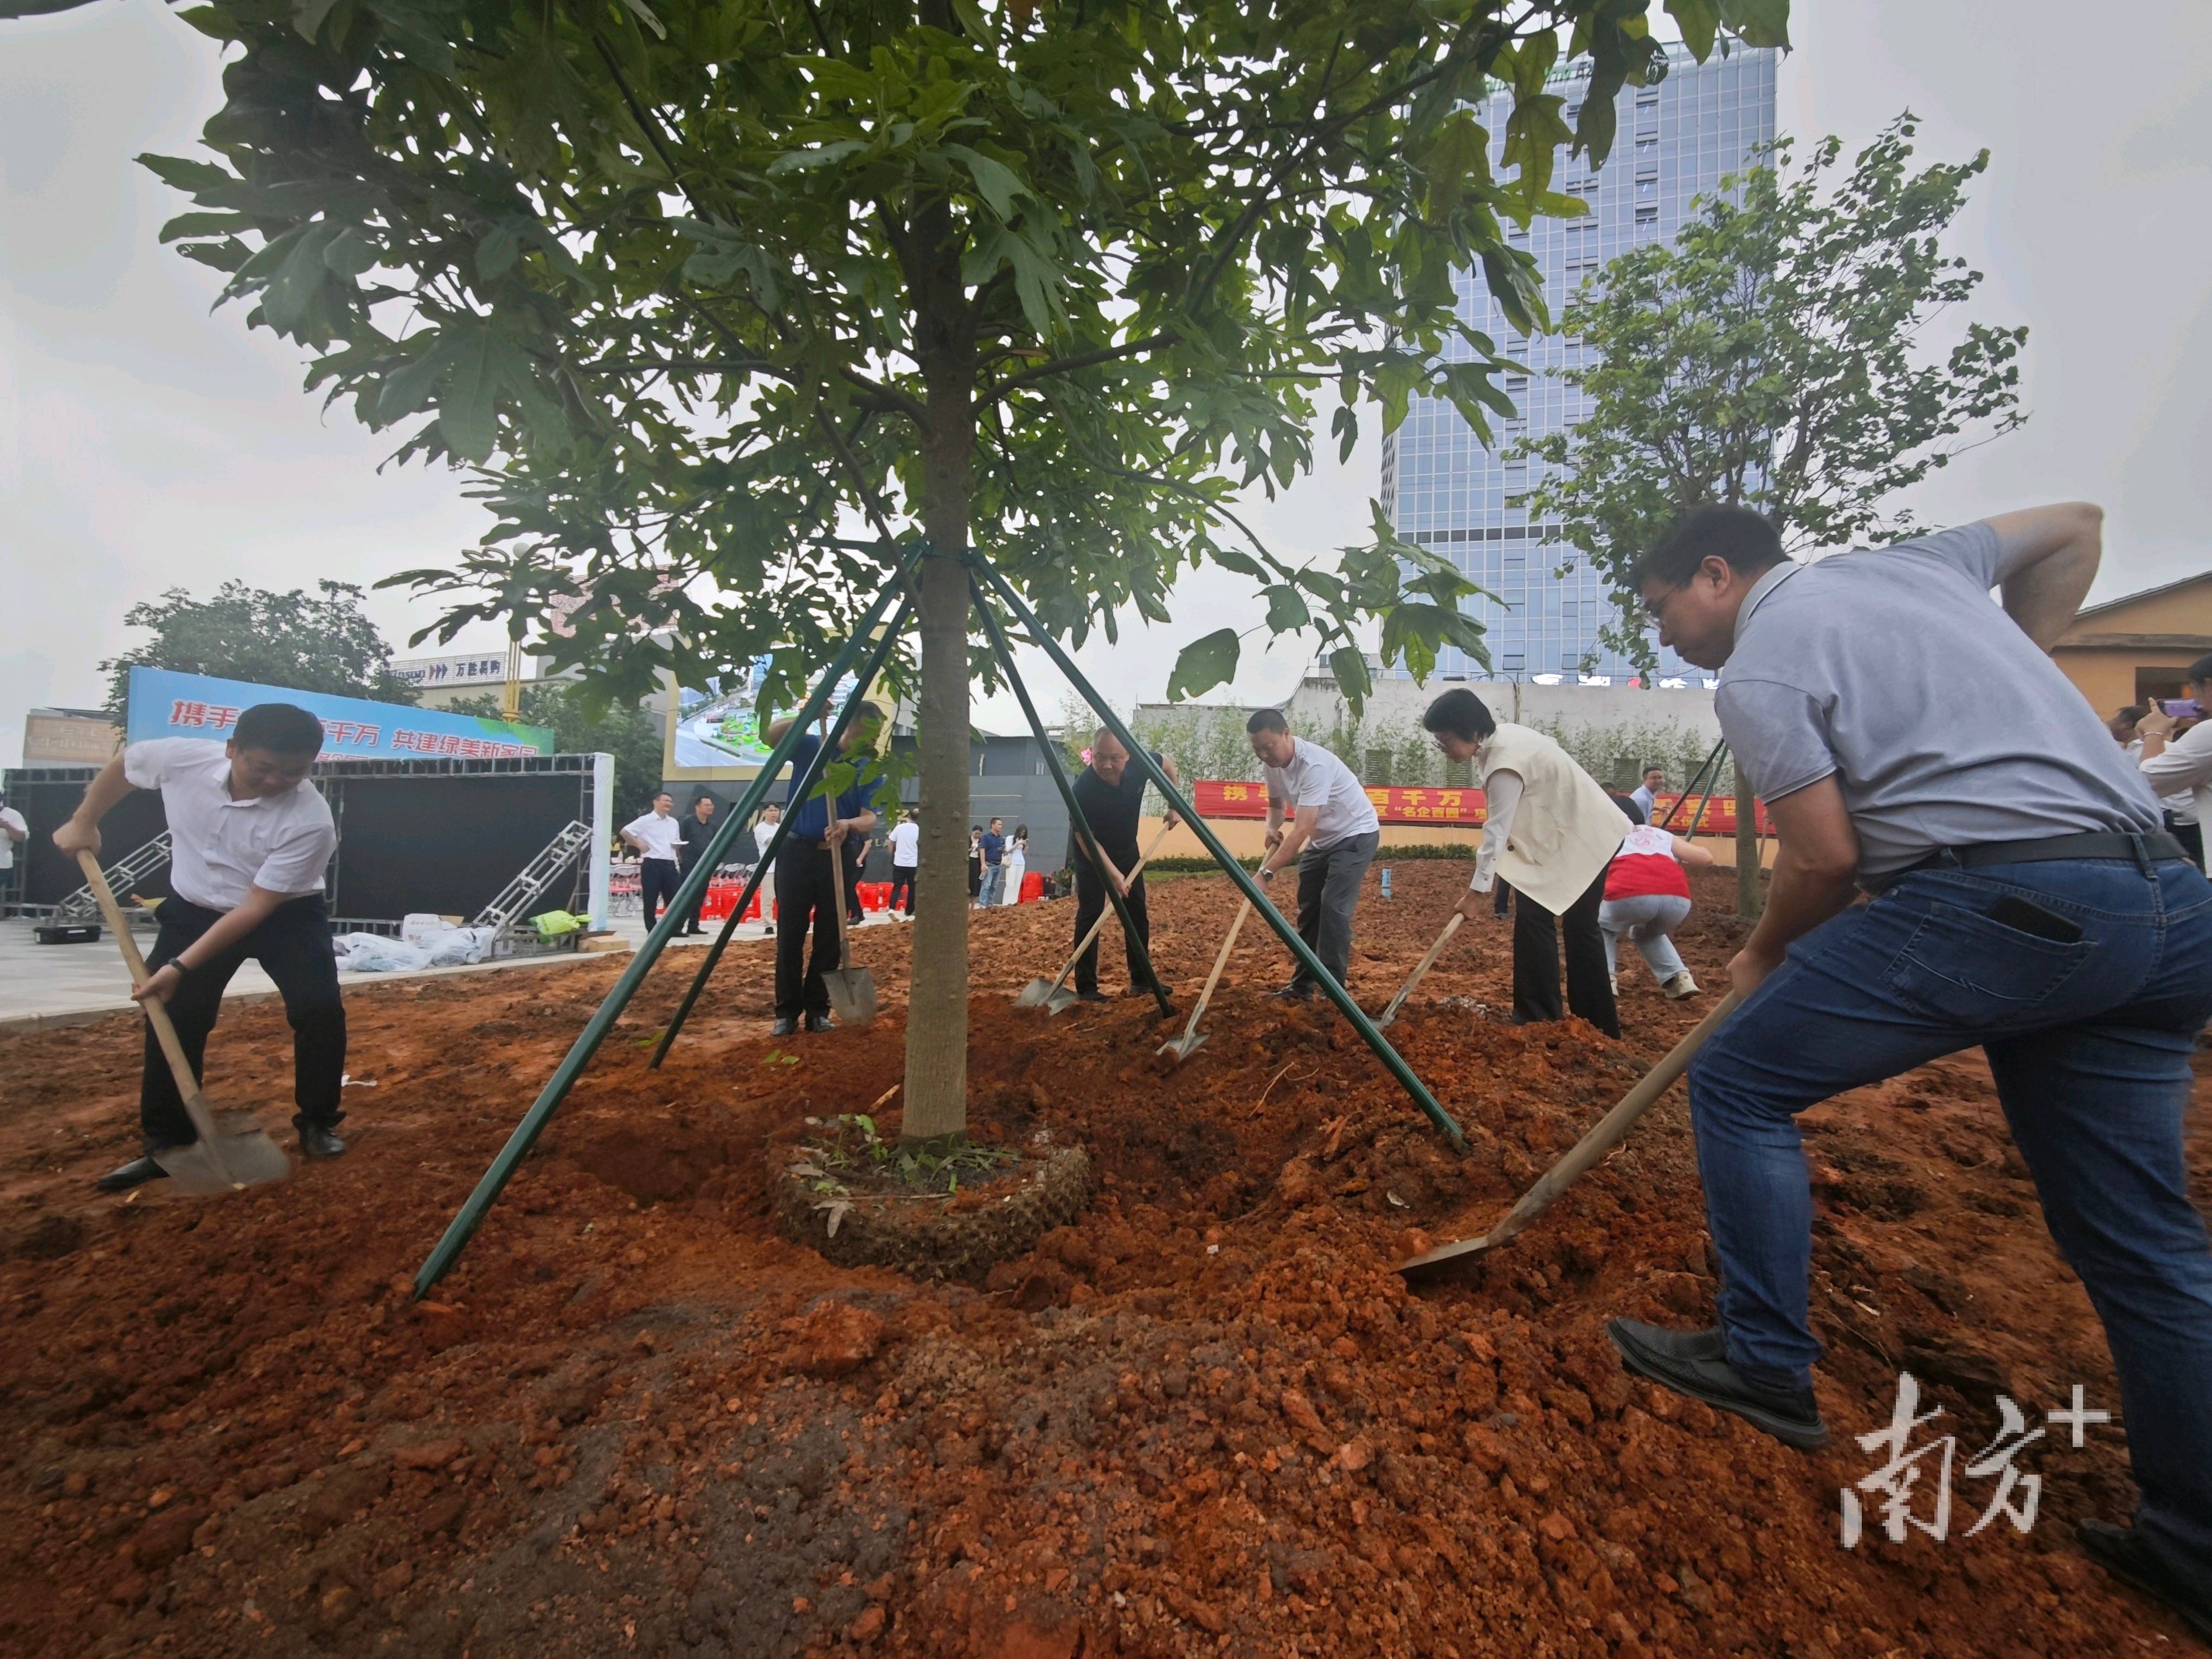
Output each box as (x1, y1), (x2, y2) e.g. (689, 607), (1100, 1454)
(1608, 501), (2212, 1637)
(762, 704), (882, 1036)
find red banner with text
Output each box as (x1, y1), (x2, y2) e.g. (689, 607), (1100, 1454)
(1189, 782), (1771, 835)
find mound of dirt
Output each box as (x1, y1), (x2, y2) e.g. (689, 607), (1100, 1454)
(0, 863), (2202, 1658)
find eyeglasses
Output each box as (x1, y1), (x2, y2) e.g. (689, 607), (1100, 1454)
(1642, 577), (1690, 623)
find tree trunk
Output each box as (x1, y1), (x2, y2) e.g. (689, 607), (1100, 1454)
(901, 419), (974, 1146)
(1735, 771), (1763, 921)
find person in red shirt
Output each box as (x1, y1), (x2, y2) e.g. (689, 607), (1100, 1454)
(1599, 822), (1716, 999)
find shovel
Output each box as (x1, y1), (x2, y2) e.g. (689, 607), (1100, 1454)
(76, 849), (290, 1197)
(1396, 987), (1745, 1279)
(820, 832), (877, 1027)
(1015, 820), (1175, 1013)
(1377, 911), (1465, 1027)
(1156, 898), (1253, 1066)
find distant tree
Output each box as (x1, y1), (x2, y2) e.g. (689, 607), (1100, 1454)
(447, 681), (665, 814)
(1515, 115), (2028, 676)
(100, 579), (417, 722)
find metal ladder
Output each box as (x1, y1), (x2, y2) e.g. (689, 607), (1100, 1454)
(51, 832), (175, 924)
(470, 820), (593, 933)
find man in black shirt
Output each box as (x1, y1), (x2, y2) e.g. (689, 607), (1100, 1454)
(1067, 730), (1179, 1000)
(675, 793), (718, 935)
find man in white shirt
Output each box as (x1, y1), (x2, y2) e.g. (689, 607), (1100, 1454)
(889, 808), (920, 917)
(0, 786), (27, 909)
(52, 704), (348, 1191)
(1631, 766), (1665, 824)
(1424, 688), (1628, 1036)
(751, 803), (780, 934)
(621, 791), (684, 928)
(1247, 709), (1381, 1001)
(2137, 658), (2211, 872)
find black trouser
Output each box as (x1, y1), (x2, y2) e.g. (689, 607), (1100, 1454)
(1512, 865), (1619, 1037)
(2167, 812), (2205, 872)
(967, 856), (982, 898)
(1494, 876), (1514, 917)
(640, 857), (680, 925)
(890, 865), (917, 915)
(1290, 831), (1379, 993)
(140, 893), (346, 1149)
(845, 839), (865, 925)
(774, 841), (845, 1018)
(1072, 854), (1150, 994)
(677, 852), (708, 932)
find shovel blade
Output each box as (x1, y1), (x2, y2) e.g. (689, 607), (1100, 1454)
(1155, 1031), (1209, 1066)
(824, 968), (877, 1027)
(1043, 986), (1082, 1015)
(153, 1116), (290, 1197)
(1013, 977), (1061, 1008)
(1393, 1230), (1495, 1278)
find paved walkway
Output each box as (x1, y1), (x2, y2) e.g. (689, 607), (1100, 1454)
(0, 910), (908, 1031)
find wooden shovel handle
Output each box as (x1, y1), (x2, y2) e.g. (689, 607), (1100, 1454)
(1481, 986), (1746, 1251)
(1173, 898), (1252, 1047)
(75, 848), (221, 1146)
(1043, 819), (1176, 993)
(1380, 911), (1464, 1023)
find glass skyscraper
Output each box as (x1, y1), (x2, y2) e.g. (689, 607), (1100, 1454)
(1380, 44), (1778, 681)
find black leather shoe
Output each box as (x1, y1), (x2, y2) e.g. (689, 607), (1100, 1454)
(804, 1012), (834, 1033)
(1075, 989), (1109, 1004)
(1122, 984), (1167, 999)
(2078, 1520), (2212, 1643)
(97, 1155), (170, 1193)
(1606, 1317), (1829, 1450)
(771, 1016), (799, 1038)
(299, 1126), (348, 1160)
(1270, 984), (1314, 1003)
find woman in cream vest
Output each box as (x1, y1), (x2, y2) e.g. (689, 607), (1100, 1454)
(1423, 689), (1630, 1036)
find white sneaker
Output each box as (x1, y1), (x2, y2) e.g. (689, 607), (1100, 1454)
(1662, 971), (1699, 1000)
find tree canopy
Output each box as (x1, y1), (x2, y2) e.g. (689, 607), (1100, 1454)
(1514, 115), (2025, 672)
(100, 578), (418, 721)
(447, 680), (666, 812)
(17, 0), (1790, 1140)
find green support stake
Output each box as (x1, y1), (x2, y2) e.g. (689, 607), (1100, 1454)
(651, 597), (915, 1069)
(973, 558), (1467, 1152)
(414, 561), (919, 1297)
(968, 578), (1172, 1017)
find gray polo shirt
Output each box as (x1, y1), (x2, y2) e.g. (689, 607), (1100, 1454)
(1718, 522), (2163, 877)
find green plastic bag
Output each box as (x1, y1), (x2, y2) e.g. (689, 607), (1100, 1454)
(530, 909), (583, 939)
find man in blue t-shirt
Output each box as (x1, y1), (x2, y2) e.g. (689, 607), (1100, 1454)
(975, 818), (1007, 908)
(762, 704), (882, 1035)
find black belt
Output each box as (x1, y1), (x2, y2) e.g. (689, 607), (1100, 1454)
(1880, 829), (2187, 890)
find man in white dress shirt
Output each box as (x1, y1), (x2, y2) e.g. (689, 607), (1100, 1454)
(53, 704), (349, 1191)
(621, 791), (684, 928)
(1247, 709), (1381, 1002)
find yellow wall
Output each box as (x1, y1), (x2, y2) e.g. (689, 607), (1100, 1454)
(2052, 577), (2212, 717)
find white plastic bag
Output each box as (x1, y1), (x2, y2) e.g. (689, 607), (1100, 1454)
(423, 926), (495, 967)
(400, 912), (456, 946)
(332, 933), (429, 973)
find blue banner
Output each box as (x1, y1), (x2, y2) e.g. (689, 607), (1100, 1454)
(125, 667), (556, 762)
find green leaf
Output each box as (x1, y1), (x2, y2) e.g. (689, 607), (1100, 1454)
(1328, 647), (1373, 713)
(768, 140), (868, 175)
(137, 153), (234, 196)
(159, 210), (252, 244)
(1717, 0), (1790, 49)
(438, 330), (500, 463)
(944, 144), (1033, 222)
(1166, 628), (1240, 702)
(292, 0), (340, 40)
(1208, 547), (1266, 581)
(1664, 0), (1720, 59)
(618, 0), (666, 38)
(947, 0), (995, 47)
(1263, 586), (1310, 634)
(477, 223), (521, 280)
(323, 226), (379, 276)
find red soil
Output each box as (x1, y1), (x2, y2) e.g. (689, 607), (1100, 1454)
(0, 862), (2204, 1658)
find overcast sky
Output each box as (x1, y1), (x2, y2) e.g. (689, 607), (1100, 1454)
(5, 0), (2209, 764)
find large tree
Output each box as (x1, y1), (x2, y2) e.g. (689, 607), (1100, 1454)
(20, 0), (1787, 1143)
(1515, 115), (2027, 676)
(100, 578), (418, 722)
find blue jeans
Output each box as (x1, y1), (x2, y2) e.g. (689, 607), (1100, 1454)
(977, 862), (1006, 907)
(1690, 856), (2212, 1580)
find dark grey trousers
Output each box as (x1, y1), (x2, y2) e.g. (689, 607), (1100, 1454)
(1289, 830), (1379, 992)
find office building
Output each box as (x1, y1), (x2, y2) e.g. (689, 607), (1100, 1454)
(1380, 43), (1779, 681)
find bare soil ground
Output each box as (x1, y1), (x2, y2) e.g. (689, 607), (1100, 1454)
(0, 862), (2205, 1658)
